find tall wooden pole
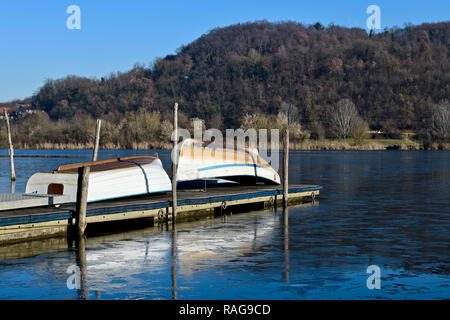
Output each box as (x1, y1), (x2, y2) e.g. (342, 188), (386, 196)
(75, 166), (90, 237)
(283, 127), (289, 207)
(4, 110), (16, 181)
(92, 119), (102, 162)
(172, 103), (178, 226)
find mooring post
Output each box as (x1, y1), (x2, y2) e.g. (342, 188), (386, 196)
(4, 110), (16, 181)
(172, 102), (178, 226)
(75, 166), (90, 237)
(283, 127), (289, 207)
(92, 119), (102, 162)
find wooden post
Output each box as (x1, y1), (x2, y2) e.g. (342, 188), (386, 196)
(75, 166), (90, 237)
(4, 110), (16, 181)
(172, 103), (178, 225)
(92, 119), (102, 162)
(283, 127), (289, 207)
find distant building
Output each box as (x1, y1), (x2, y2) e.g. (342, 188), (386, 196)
(0, 103), (36, 120)
(0, 107), (15, 120)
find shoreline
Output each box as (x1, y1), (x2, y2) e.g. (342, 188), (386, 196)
(2, 139), (449, 151)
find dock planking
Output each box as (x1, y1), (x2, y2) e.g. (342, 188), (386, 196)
(0, 193), (70, 211)
(0, 184), (321, 244)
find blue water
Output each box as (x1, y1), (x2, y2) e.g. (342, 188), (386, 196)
(0, 150), (449, 299)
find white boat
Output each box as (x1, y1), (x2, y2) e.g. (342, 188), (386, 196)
(25, 156), (171, 203)
(176, 139), (280, 185)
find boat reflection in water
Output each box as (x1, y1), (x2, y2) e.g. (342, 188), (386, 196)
(82, 208), (281, 296)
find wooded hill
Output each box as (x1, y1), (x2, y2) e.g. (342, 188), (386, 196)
(2, 20), (449, 148)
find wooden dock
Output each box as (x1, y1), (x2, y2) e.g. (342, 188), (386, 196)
(0, 184), (321, 244)
(0, 193), (70, 211)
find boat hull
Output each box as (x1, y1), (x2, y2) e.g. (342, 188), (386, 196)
(176, 139), (280, 185)
(25, 157), (171, 203)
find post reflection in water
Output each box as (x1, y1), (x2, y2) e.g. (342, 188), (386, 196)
(282, 206), (289, 282)
(252, 216), (258, 250)
(171, 223), (177, 300)
(10, 180), (15, 194)
(75, 236), (89, 300)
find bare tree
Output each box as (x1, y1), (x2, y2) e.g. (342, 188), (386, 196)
(278, 102), (300, 127)
(278, 102), (302, 142)
(328, 99), (359, 142)
(431, 100), (450, 142)
(350, 117), (369, 145)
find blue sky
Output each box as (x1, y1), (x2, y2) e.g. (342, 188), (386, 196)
(0, 0), (448, 102)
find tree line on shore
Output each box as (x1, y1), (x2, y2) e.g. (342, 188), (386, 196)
(1, 98), (448, 150)
(1, 20), (449, 149)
